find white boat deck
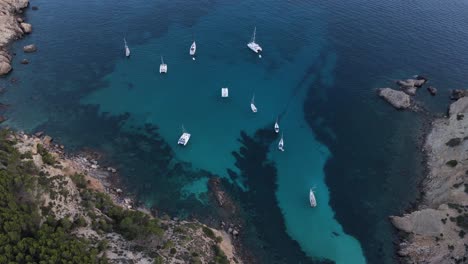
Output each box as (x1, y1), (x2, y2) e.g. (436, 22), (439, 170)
(247, 42), (262, 53)
(178, 132), (191, 146)
(221, 88), (229, 98)
(309, 189), (317, 207)
(160, 64), (167, 73)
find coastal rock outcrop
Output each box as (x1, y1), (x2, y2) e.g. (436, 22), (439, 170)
(20, 22), (32, 33)
(0, 0), (30, 76)
(23, 44), (36, 53)
(396, 76), (427, 95)
(377, 88), (411, 110)
(427, 86), (437, 96)
(450, 89), (468, 100)
(391, 97), (468, 264)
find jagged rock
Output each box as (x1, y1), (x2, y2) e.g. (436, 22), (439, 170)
(20, 23), (32, 33)
(396, 78), (427, 95)
(427, 86), (437, 96)
(377, 88), (411, 109)
(16, 17), (24, 23)
(23, 44), (37, 53)
(43, 135), (53, 145)
(0, 61), (11, 75)
(232, 230), (239, 236)
(450, 89), (468, 100)
(34, 131), (44, 137)
(107, 167), (117, 173)
(20, 59), (29, 64)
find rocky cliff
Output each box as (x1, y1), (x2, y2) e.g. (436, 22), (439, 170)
(391, 98), (468, 264)
(0, 0), (30, 75)
(4, 130), (239, 264)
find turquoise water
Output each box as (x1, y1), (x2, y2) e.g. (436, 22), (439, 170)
(2, 0), (468, 263)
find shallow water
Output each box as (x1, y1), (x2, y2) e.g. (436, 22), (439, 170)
(2, 0), (468, 263)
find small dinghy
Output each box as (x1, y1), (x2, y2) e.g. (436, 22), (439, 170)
(124, 38), (130, 57)
(178, 126), (191, 146)
(309, 188), (317, 207)
(274, 118), (279, 133)
(278, 133), (284, 151)
(190, 41), (196, 60)
(250, 95), (258, 113)
(159, 56), (167, 74)
(221, 88), (229, 98)
(247, 27), (262, 58)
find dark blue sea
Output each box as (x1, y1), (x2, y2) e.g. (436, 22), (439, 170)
(2, 0), (468, 263)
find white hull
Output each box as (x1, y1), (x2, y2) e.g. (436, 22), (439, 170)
(178, 133), (191, 146)
(124, 38), (130, 57)
(160, 64), (167, 73)
(274, 122), (279, 133)
(250, 103), (257, 113)
(278, 137), (284, 151)
(247, 42), (262, 53)
(190, 41), (196, 56)
(221, 88), (229, 98)
(309, 189), (317, 207)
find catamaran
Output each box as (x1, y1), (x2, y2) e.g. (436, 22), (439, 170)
(159, 56), (167, 73)
(274, 118), (279, 133)
(178, 126), (191, 146)
(221, 87), (229, 98)
(278, 133), (284, 151)
(250, 95), (257, 113)
(247, 27), (262, 57)
(309, 189), (317, 207)
(190, 41), (196, 60)
(124, 38), (130, 57)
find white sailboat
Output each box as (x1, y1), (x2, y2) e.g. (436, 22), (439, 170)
(124, 38), (130, 57)
(178, 125), (191, 146)
(278, 133), (284, 151)
(190, 41), (196, 60)
(274, 118), (279, 133)
(250, 95), (258, 113)
(221, 87), (229, 98)
(309, 188), (317, 207)
(247, 27), (262, 58)
(159, 56), (167, 73)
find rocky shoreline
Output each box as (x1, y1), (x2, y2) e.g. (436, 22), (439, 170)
(11, 130), (241, 263)
(0, 0), (31, 76)
(390, 98), (468, 263)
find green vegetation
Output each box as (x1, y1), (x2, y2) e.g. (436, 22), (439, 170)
(81, 190), (164, 240)
(446, 138), (462, 147)
(0, 130), (106, 263)
(446, 160), (458, 167)
(71, 173), (87, 189)
(202, 226), (216, 240)
(37, 143), (57, 165)
(211, 245), (229, 264)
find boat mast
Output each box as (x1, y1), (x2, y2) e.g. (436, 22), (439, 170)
(161, 56), (164, 64)
(252, 27), (256, 43)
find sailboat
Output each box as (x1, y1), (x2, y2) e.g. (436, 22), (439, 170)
(124, 38), (130, 57)
(178, 125), (191, 146)
(190, 41), (196, 60)
(309, 189), (317, 207)
(274, 118), (279, 133)
(278, 133), (284, 151)
(250, 95), (258, 113)
(247, 27), (262, 57)
(159, 56), (167, 73)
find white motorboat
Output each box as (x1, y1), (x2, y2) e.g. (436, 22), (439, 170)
(124, 38), (130, 57)
(190, 41), (196, 56)
(247, 27), (262, 56)
(250, 95), (257, 113)
(274, 118), (279, 133)
(178, 126), (191, 146)
(221, 88), (229, 98)
(309, 189), (317, 207)
(278, 133), (284, 151)
(159, 56), (167, 73)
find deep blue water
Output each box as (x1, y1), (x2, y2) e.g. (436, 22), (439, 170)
(2, 0), (468, 263)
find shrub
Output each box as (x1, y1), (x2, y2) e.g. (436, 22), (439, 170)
(37, 144), (56, 165)
(202, 226), (216, 240)
(71, 173), (87, 189)
(446, 160), (458, 167)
